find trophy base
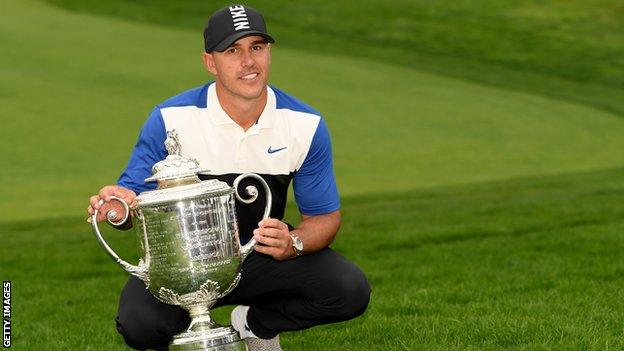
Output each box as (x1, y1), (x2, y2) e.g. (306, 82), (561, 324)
(170, 326), (246, 351)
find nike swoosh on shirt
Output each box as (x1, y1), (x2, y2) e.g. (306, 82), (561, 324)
(267, 146), (287, 154)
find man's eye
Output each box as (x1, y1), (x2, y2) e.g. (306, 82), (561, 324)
(252, 45), (263, 51)
(227, 48), (238, 54)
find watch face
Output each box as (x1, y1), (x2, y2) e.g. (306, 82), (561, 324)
(293, 237), (304, 251)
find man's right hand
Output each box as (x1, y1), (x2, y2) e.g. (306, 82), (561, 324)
(87, 185), (137, 224)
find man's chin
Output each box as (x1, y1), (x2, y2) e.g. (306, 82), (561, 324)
(239, 85), (267, 100)
(218, 80), (267, 101)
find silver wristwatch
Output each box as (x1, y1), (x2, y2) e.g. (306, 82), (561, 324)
(290, 234), (304, 256)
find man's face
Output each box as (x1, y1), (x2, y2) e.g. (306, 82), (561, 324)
(203, 35), (271, 102)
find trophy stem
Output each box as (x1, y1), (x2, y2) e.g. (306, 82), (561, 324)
(187, 304), (217, 332)
(171, 303), (245, 351)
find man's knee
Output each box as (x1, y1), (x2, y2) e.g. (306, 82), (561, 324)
(116, 313), (161, 350)
(322, 263), (371, 320)
(116, 307), (190, 350)
(341, 268), (371, 318)
(116, 276), (190, 350)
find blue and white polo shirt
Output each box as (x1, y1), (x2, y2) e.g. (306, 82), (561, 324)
(118, 82), (340, 243)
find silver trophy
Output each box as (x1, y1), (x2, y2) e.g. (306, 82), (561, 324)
(91, 130), (271, 351)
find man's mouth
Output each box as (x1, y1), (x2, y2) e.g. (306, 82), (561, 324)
(240, 73), (259, 80)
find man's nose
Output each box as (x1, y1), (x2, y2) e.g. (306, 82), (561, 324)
(241, 50), (255, 67)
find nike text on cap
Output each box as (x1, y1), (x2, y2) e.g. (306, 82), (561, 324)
(204, 4), (275, 53)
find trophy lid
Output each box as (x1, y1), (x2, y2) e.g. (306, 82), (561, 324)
(134, 130), (232, 207)
(144, 154), (202, 184)
(144, 130), (203, 185)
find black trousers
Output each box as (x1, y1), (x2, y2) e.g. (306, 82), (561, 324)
(115, 248), (371, 350)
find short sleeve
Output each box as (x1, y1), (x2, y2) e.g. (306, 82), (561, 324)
(293, 118), (340, 215)
(117, 107), (168, 194)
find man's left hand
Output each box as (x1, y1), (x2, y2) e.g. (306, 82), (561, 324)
(253, 218), (294, 260)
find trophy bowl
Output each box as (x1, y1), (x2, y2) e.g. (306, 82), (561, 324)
(91, 130), (271, 351)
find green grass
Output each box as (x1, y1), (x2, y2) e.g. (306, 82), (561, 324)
(3, 168), (624, 350)
(44, 0), (624, 88)
(2, 0), (624, 221)
(43, 0), (624, 117)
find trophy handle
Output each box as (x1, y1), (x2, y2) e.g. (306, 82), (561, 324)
(233, 173), (272, 260)
(90, 196), (148, 282)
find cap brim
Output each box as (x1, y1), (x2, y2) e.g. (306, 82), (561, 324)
(211, 31), (275, 52)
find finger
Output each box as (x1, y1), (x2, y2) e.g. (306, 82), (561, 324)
(108, 196), (129, 214)
(89, 195), (103, 210)
(113, 189), (132, 202)
(255, 227), (285, 239)
(98, 185), (119, 202)
(253, 233), (283, 248)
(126, 195), (138, 208)
(95, 203), (109, 220)
(112, 188), (137, 209)
(98, 187), (111, 202)
(258, 218), (284, 228)
(255, 243), (290, 261)
(91, 197), (112, 214)
(254, 244), (278, 257)
(258, 218), (288, 230)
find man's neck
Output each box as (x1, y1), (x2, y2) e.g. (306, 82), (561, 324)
(215, 84), (268, 132)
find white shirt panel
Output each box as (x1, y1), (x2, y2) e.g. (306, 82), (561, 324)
(160, 86), (320, 176)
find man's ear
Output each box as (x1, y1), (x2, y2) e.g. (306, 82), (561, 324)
(202, 52), (217, 75)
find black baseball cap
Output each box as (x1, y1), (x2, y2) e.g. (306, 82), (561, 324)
(204, 5), (275, 53)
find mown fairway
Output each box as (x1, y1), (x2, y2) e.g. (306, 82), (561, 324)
(1, 0), (623, 350)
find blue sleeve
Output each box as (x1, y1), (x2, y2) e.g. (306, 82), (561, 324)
(293, 118), (340, 215)
(117, 107), (167, 194)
